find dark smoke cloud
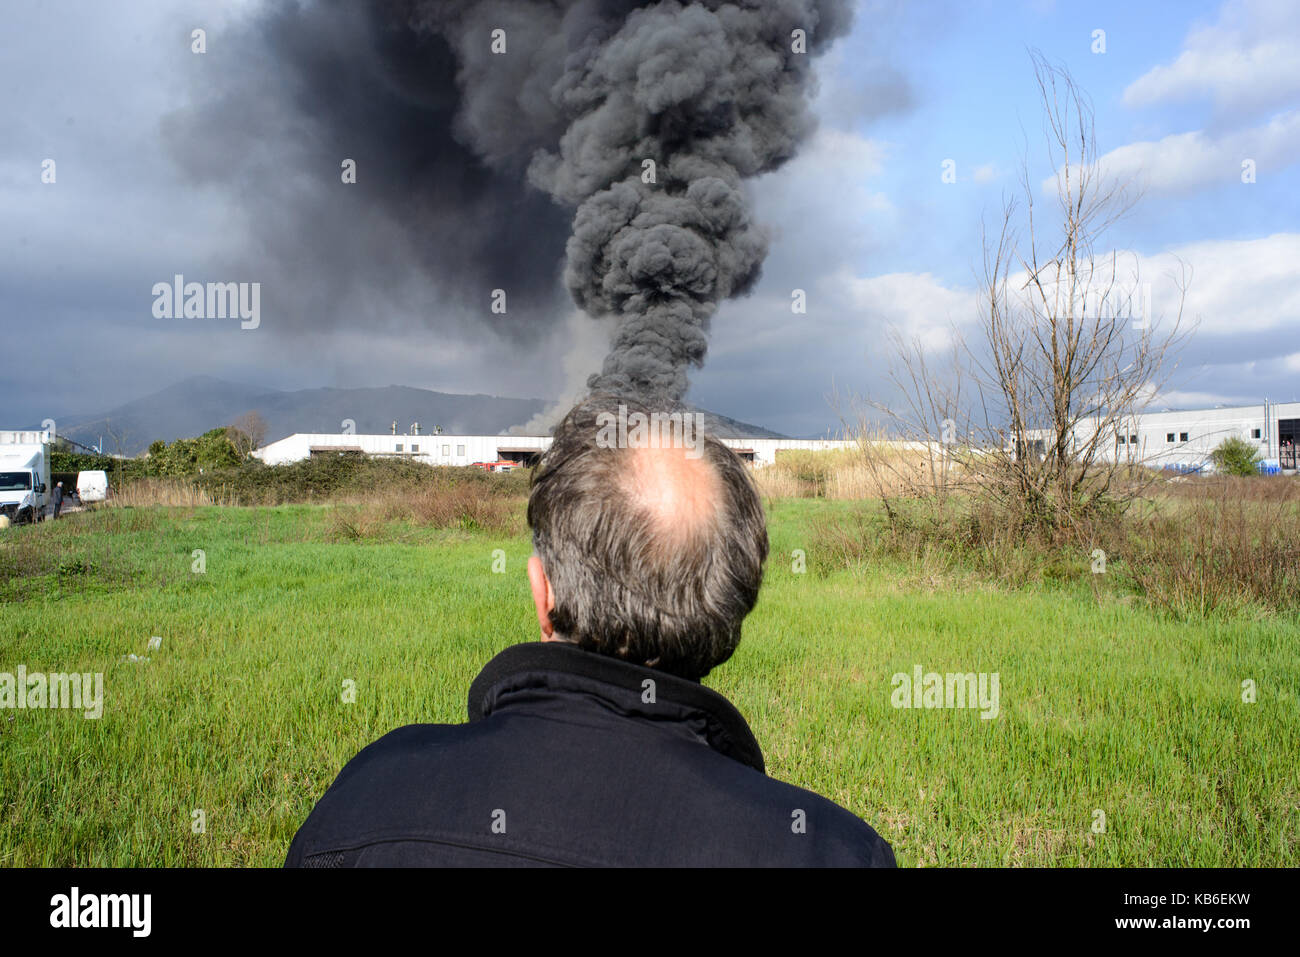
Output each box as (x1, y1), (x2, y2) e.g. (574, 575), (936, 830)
(437, 0), (853, 400)
(165, 1), (573, 343)
(168, 0), (850, 401)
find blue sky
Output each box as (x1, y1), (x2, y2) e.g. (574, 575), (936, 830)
(691, 0), (1300, 434)
(2, 0), (1297, 437)
(865, 0), (1294, 266)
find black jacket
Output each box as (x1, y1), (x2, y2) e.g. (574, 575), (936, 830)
(284, 641), (895, 867)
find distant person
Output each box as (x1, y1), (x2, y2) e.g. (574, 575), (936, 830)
(285, 394), (895, 867)
(51, 481), (63, 519)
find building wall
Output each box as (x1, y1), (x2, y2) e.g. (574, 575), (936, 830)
(0, 430), (52, 446)
(253, 432), (870, 468)
(719, 437), (863, 466)
(255, 402), (1300, 474)
(1051, 401), (1300, 469)
(253, 433), (550, 467)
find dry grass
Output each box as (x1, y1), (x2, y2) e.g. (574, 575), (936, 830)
(752, 445), (943, 501)
(749, 466), (807, 500)
(1159, 472), (1300, 504)
(1127, 477), (1300, 616)
(106, 478), (235, 508)
(330, 478), (527, 538)
(105, 464), (529, 537)
(807, 495), (1084, 591)
(807, 469), (1300, 617)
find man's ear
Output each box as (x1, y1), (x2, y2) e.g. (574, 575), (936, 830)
(527, 554), (556, 640)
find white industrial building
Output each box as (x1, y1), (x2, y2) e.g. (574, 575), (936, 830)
(252, 400), (1300, 475)
(252, 431), (863, 469)
(1042, 400), (1300, 473)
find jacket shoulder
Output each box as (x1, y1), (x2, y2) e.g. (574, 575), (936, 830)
(285, 722), (468, 866)
(286, 717), (896, 868)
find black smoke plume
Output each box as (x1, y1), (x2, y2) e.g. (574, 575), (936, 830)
(171, 0), (851, 402)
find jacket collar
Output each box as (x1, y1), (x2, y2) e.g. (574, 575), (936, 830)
(467, 641), (765, 774)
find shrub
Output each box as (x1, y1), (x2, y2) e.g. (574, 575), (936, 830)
(1209, 436), (1262, 477)
(146, 428), (243, 476)
(807, 473), (1300, 617)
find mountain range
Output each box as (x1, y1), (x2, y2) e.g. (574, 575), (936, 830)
(49, 376), (785, 456)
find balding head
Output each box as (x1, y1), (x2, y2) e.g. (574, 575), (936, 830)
(622, 443), (721, 551)
(527, 394), (768, 680)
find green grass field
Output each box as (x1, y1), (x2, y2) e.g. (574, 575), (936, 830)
(1, 501), (1296, 866)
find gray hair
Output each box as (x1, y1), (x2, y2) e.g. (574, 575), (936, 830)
(527, 394), (768, 679)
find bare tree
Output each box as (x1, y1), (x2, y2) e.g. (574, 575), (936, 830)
(974, 51), (1191, 528)
(857, 52), (1193, 536)
(840, 331), (970, 519)
(228, 410), (268, 457)
(102, 418), (133, 493)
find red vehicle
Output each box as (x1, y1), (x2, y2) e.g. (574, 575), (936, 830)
(471, 460), (520, 473)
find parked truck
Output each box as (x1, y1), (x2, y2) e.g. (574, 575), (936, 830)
(0, 430), (52, 525)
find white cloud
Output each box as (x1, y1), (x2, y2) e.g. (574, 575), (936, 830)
(758, 125), (890, 216)
(986, 233), (1300, 346)
(725, 231), (1300, 368)
(703, 270), (974, 370)
(1156, 388), (1255, 409)
(834, 268), (977, 352)
(802, 126), (889, 181)
(1043, 109), (1300, 196)
(1123, 0), (1300, 115)
(695, 231), (1300, 433)
(750, 124), (895, 284)
(1084, 1), (1300, 200)
(1138, 232), (1300, 337)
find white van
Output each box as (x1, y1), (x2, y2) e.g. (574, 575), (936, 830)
(76, 470), (109, 503)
